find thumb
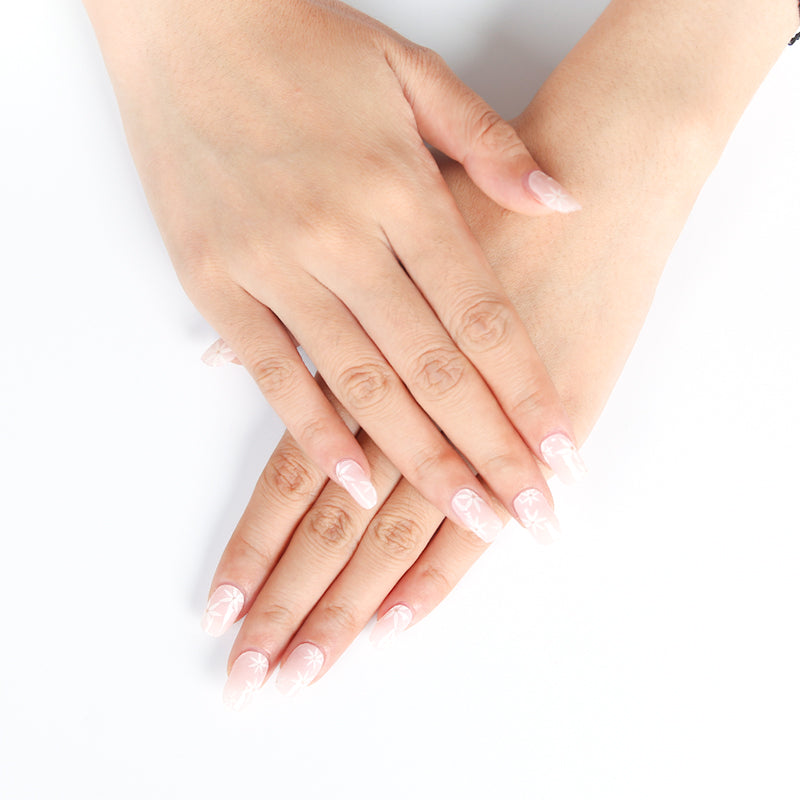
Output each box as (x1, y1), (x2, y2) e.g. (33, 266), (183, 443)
(388, 45), (581, 215)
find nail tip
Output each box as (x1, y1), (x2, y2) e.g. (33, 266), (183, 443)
(359, 487), (378, 510)
(527, 170), (581, 214)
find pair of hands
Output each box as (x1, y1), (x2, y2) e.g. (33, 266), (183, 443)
(87, 0), (585, 545)
(86, 0), (798, 707)
(200, 73), (717, 706)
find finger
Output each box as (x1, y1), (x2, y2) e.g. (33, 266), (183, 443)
(371, 516), (494, 648)
(242, 270), (508, 543)
(309, 237), (564, 528)
(202, 377), (354, 638)
(197, 287), (379, 510)
(222, 431), (400, 709)
(382, 181), (588, 488)
(386, 44), (580, 215)
(201, 427), (329, 639)
(272, 478), (446, 697)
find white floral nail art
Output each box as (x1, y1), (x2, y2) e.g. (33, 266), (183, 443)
(201, 338), (237, 367)
(223, 651), (270, 711)
(370, 604), (413, 649)
(540, 433), (588, 486)
(527, 171), (582, 213)
(513, 488), (560, 543)
(451, 488), (502, 543)
(335, 459), (377, 509)
(202, 585), (244, 637)
(277, 643), (324, 698)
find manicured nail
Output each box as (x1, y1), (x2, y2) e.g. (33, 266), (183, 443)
(335, 459), (378, 510)
(513, 488), (561, 544)
(201, 338), (237, 367)
(275, 643), (325, 697)
(526, 170), (581, 213)
(540, 433), (588, 485)
(223, 651), (270, 711)
(370, 604), (413, 650)
(202, 585), (244, 637)
(451, 488), (503, 543)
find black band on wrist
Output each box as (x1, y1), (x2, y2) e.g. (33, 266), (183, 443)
(791, 1), (800, 45)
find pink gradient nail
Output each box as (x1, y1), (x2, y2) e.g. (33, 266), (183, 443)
(370, 604), (413, 650)
(451, 488), (503, 543)
(201, 338), (237, 367)
(201, 585), (244, 637)
(275, 643), (324, 697)
(335, 459), (378, 510)
(223, 651), (270, 711)
(526, 170), (581, 213)
(513, 488), (561, 545)
(540, 433), (588, 485)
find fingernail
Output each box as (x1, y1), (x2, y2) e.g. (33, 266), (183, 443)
(275, 643), (325, 697)
(451, 488), (503, 543)
(223, 651), (270, 711)
(370, 604), (413, 650)
(335, 459), (378, 510)
(201, 338), (237, 367)
(202, 585), (244, 637)
(526, 170), (581, 213)
(540, 433), (588, 485)
(513, 488), (561, 545)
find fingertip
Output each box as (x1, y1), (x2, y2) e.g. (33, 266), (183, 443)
(201, 338), (238, 367)
(202, 585), (245, 638)
(334, 458), (378, 509)
(525, 170), (582, 214)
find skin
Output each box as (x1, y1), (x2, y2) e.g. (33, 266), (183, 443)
(204, 0), (800, 699)
(82, 0), (585, 538)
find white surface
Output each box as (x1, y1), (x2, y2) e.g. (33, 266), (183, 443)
(1, 2), (799, 798)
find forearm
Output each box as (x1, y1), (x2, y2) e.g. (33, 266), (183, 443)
(446, 0), (797, 438)
(516, 0), (797, 199)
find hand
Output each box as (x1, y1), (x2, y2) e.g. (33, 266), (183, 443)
(83, 0), (585, 539)
(202, 0), (797, 705)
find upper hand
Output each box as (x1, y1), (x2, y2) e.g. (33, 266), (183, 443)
(88, 0), (584, 536)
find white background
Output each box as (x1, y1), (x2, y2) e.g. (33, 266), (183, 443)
(1, 1), (799, 798)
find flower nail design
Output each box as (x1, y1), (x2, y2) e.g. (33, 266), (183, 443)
(335, 459), (378, 509)
(201, 338), (237, 367)
(451, 488), (503, 543)
(275, 643), (325, 697)
(526, 171), (582, 213)
(223, 651), (270, 711)
(370, 604), (413, 649)
(513, 488), (561, 544)
(202, 585), (244, 637)
(540, 433), (588, 486)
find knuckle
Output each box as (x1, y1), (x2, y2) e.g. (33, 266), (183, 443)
(454, 296), (513, 353)
(250, 354), (296, 399)
(370, 514), (424, 560)
(233, 525), (275, 568)
(469, 107), (520, 156)
(318, 602), (359, 633)
(402, 42), (445, 73)
(260, 447), (318, 503)
(409, 347), (467, 400)
(472, 451), (527, 485)
(306, 503), (356, 552)
(510, 385), (548, 419)
(297, 414), (332, 453)
(338, 363), (394, 413)
(419, 563), (453, 597)
(408, 442), (459, 483)
(250, 602), (295, 631)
